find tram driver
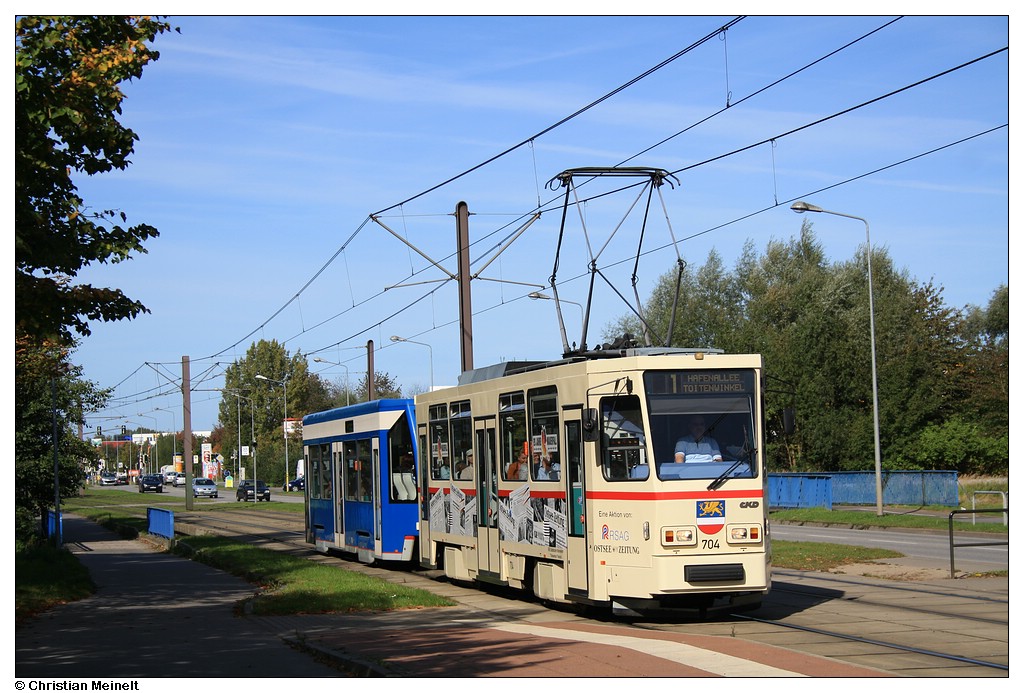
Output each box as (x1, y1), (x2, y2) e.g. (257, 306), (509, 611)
(674, 416), (723, 463)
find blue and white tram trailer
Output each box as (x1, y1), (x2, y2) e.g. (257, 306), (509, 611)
(415, 348), (771, 613)
(301, 398), (419, 563)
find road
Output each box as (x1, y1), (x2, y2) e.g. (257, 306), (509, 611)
(770, 522), (1008, 572)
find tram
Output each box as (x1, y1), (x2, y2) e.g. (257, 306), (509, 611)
(416, 346), (771, 613)
(301, 398), (419, 563)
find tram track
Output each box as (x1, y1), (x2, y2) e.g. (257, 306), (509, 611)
(728, 612), (1009, 673)
(169, 508), (1009, 677)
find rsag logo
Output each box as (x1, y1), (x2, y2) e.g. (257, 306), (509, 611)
(602, 524), (630, 541)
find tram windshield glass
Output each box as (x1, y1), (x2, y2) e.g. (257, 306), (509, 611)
(643, 369), (759, 482)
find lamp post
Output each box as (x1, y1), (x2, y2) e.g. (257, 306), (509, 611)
(137, 413), (158, 474)
(313, 357), (350, 406)
(792, 200), (883, 516)
(153, 407), (177, 466)
(528, 291), (584, 321)
(256, 374), (290, 487)
(389, 336), (433, 391)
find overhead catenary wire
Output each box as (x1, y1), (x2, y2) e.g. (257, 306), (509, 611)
(87, 22), (1006, 423)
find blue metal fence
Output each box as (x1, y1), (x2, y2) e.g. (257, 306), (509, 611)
(768, 473), (832, 510)
(147, 507), (174, 539)
(767, 470), (958, 509)
(830, 470), (959, 506)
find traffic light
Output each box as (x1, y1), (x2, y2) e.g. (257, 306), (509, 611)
(121, 425), (127, 436)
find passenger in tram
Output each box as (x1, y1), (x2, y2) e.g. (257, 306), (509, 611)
(536, 452), (560, 481)
(458, 451), (474, 480)
(438, 458), (451, 480)
(506, 450), (529, 480)
(674, 416), (723, 463)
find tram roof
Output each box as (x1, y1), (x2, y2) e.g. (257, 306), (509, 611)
(457, 346), (727, 386)
(302, 397), (414, 426)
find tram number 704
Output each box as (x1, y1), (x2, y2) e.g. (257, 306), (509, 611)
(702, 539), (720, 550)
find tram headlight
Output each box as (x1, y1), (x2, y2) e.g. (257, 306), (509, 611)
(727, 524), (763, 544)
(662, 526), (696, 546)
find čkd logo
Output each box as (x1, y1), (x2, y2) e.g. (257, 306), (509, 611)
(739, 501), (760, 508)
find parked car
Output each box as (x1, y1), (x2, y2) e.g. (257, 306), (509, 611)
(192, 477), (219, 499)
(100, 472), (118, 486)
(138, 474), (164, 493)
(236, 480), (271, 502)
(174, 473), (187, 487)
(162, 470), (178, 484)
(283, 477), (305, 492)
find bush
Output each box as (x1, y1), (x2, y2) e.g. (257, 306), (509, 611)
(914, 417), (1008, 474)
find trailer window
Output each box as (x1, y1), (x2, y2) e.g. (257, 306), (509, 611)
(388, 412), (417, 503)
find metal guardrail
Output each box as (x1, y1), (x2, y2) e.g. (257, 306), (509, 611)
(947, 507), (1008, 578)
(972, 491), (1007, 525)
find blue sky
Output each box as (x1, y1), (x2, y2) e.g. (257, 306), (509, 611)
(65, 14), (1009, 434)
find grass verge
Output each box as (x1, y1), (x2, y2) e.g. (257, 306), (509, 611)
(771, 539), (901, 572)
(770, 507), (1008, 533)
(172, 535), (455, 615)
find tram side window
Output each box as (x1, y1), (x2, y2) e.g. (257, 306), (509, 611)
(600, 395), (648, 481)
(499, 392), (528, 481)
(428, 403), (451, 480)
(309, 443), (331, 499)
(528, 386), (560, 481)
(344, 439), (373, 501)
(449, 400), (473, 481)
(389, 413), (417, 502)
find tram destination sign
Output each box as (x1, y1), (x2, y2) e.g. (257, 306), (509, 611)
(646, 369), (756, 395)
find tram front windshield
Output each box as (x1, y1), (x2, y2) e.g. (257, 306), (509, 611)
(643, 369), (759, 482)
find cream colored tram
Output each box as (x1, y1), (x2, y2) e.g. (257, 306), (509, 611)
(416, 347), (770, 613)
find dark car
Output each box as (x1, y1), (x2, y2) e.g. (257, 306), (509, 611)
(138, 474), (164, 493)
(283, 477), (305, 492)
(235, 480), (271, 502)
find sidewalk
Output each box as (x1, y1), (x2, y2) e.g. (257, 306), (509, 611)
(15, 514), (894, 679)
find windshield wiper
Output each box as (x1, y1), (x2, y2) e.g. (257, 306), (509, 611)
(706, 458), (747, 491)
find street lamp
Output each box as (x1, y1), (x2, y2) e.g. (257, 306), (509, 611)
(153, 406), (177, 467)
(137, 413), (158, 473)
(792, 200), (883, 516)
(313, 357), (350, 406)
(390, 336), (433, 391)
(255, 374), (290, 487)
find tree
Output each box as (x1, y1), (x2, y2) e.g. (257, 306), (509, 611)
(618, 223), (1008, 475)
(15, 16), (177, 344)
(15, 337), (106, 539)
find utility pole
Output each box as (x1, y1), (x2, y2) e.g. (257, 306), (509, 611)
(367, 340), (375, 401)
(182, 356), (193, 511)
(456, 200), (473, 373)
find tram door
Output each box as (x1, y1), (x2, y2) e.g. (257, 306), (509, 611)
(474, 418), (500, 575)
(563, 412), (589, 592)
(333, 444), (345, 548)
(372, 441), (382, 557)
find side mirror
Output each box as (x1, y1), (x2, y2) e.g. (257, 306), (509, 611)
(582, 408), (600, 442)
(782, 407), (795, 435)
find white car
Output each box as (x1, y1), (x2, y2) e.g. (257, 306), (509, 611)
(174, 473), (187, 487)
(192, 477), (218, 498)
